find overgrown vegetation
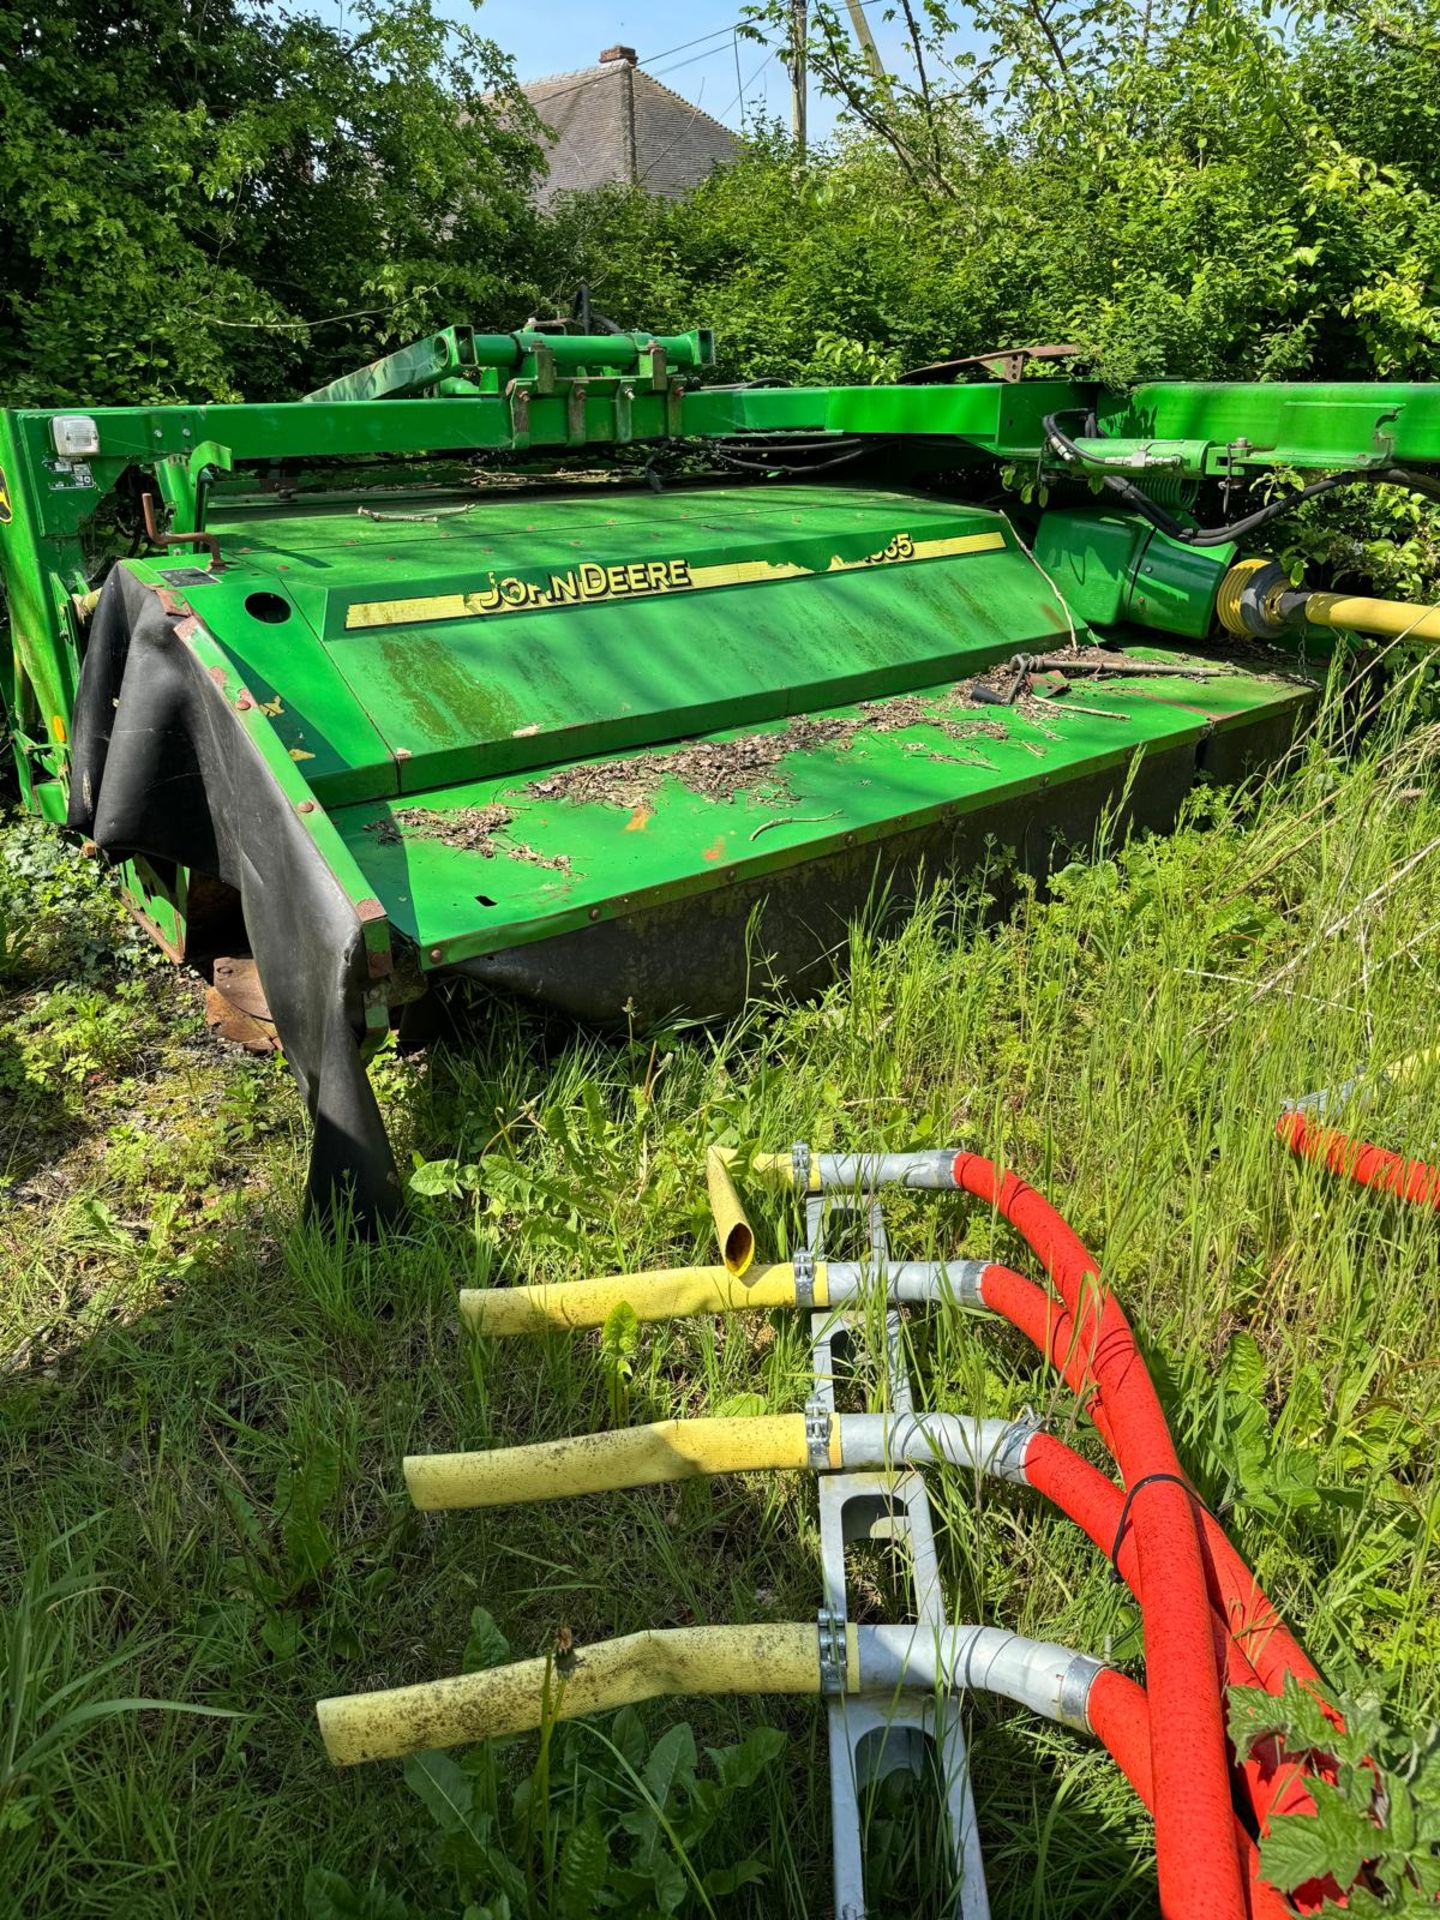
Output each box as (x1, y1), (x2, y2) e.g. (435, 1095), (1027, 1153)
(3, 689), (1440, 1914)
(5, 0), (1440, 1909)
(0, 0), (546, 404)
(552, 0), (1440, 391)
(7, 0), (1440, 404)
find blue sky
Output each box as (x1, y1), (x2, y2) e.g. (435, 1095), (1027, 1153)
(341, 0), (920, 140)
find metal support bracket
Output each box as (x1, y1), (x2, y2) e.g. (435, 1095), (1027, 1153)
(506, 380), (531, 451)
(665, 378), (686, 437)
(566, 379), (589, 447)
(805, 1174), (989, 1919)
(614, 382), (634, 444)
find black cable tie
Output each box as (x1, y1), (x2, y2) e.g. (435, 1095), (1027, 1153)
(1107, 1471), (1212, 1581)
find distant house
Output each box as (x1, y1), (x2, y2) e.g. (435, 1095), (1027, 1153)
(522, 46), (740, 207)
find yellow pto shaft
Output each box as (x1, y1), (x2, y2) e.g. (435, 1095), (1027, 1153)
(459, 1261), (815, 1334)
(405, 1414), (821, 1510)
(1302, 590), (1440, 644)
(317, 1623), (824, 1766)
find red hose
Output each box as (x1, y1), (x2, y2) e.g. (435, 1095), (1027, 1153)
(1086, 1669), (1296, 1920)
(980, 1263), (1316, 1693)
(1278, 1108), (1440, 1210)
(1023, 1429), (1316, 1842)
(952, 1152), (1247, 1920)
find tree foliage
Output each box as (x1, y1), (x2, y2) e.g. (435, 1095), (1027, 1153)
(0, 0), (545, 404)
(4, 0), (1440, 412)
(542, 0), (1440, 389)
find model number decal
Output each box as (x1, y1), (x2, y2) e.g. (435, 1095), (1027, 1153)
(343, 528), (1002, 632)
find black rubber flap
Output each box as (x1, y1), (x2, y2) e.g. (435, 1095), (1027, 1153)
(68, 566), (401, 1228)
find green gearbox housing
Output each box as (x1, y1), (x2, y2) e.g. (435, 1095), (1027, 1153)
(4, 324), (1438, 1219)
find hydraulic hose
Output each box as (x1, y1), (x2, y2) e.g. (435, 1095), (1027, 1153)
(460, 1242), (1311, 1692)
(948, 1151), (1248, 1920)
(403, 1391), (1321, 1843)
(1023, 1428), (1322, 1841)
(706, 1146), (756, 1276)
(435, 1144), (1327, 1916)
(1086, 1670), (1297, 1920)
(406, 1416), (815, 1509)
(1278, 1108), (1440, 1210)
(976, 1262), (1315, 1694)
(318, 1624), (822, 1765)
(461, 1263), (808, 1333)
(460, 1240), (1312, 1694)
(317, 1614), (1292, 1920)
(1041, 410), (1440, 547)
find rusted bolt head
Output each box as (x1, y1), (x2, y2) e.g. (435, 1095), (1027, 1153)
(296, 800), (316, 814)
(429, 946), (444, 963)
(588, 906), (601, 921)
(236, 693), (254, 711)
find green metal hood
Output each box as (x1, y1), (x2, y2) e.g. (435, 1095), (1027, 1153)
(141, 483), (1082, 806)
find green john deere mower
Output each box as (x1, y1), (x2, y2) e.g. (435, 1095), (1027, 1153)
(4, 324), (1439, 1219)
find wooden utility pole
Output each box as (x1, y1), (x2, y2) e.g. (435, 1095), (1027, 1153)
(842, 0), (885, 81)
(790, 0), (807, 151)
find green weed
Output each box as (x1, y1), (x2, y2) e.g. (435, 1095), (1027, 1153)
(3, 694), (1440, 1914)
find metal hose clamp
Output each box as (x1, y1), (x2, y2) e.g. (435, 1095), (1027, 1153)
(793, 1247), (817, 1310)
(791, 1140), (811, 1192)
(818, 1608), (848, 1695)
(804, 1394), (832, 1470)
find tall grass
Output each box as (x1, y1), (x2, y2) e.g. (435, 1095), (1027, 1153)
(2, 695), (1438, 1915)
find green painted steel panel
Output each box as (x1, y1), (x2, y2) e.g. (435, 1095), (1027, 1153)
(1102, 384), (1440, 468)
(1033, 512), (1233, 639)
(325, 653), (1311, 966)
(147, 486), (1082, 804)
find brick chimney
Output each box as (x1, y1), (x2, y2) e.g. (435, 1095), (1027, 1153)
(599, 45), (637, 64)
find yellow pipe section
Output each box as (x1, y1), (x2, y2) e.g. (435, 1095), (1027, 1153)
(318, 1623), (824, 1766)
(1303, 591), (1440, 644)
(405, 1415), (813, 1510)
(705, 1147), (755, 1276)
(1380, 1046), (1440, 1086)
(747, 1150), (817, 1190)
(459, 1261), (816, 1335)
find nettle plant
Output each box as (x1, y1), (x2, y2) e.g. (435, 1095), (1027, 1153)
(307, 1608), (787, 1920)
(1229, 1677), (1440, 1913)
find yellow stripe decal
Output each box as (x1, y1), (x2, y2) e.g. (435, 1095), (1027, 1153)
(344, 529), (1006, 631)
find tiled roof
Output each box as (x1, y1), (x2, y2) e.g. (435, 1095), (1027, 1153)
(522, 58), (740, 205)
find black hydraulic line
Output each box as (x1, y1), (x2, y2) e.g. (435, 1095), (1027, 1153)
(715, 436), (867, 451)
(1042, 411), (1440, 547)
(711, 444), (872, 476)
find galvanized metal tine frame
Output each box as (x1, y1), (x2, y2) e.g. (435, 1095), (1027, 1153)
(801, 1146), (990, 1920)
